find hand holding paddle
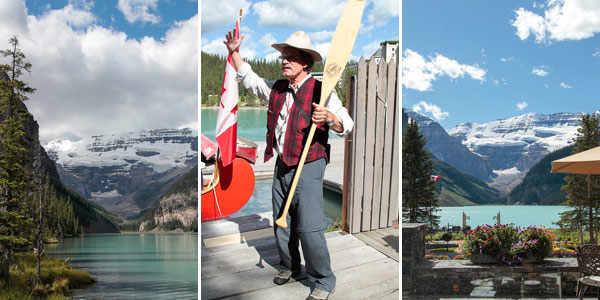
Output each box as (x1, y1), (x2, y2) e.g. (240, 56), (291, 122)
(275, 0), (364, 228)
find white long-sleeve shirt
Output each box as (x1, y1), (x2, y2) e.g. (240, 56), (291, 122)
(235, 62), (353, 155)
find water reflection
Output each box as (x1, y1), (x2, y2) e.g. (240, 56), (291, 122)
(46, 233), (198, 300)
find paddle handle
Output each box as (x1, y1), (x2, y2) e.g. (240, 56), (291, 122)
(275, 123), (318, 228)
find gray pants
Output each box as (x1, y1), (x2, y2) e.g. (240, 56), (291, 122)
(272, 157), (336, 292)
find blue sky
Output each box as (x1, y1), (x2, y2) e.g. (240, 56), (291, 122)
(403, 0), (600, 130)
(200, 0), (399, 62)
(25, 0), (196, 40)
(1, 0), (197, 142)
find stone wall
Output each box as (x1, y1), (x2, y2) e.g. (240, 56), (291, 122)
(402, 223), (427, 295)
(402, 221), (583, 297)
(411, 258), (580, 297)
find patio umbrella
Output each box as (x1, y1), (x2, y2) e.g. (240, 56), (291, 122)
(552, 145), (600, 241)
(552, 146), (600, 175)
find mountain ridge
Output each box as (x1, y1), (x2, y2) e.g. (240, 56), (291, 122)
(44, 128), (198, 218)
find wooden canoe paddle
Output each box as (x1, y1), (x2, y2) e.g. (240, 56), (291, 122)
(275, 0), (364, 228)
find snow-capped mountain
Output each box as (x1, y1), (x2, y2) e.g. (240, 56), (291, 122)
(404, 109), (495, 182)
(44, 128), (198, 218)
(447, 112), (584, 191)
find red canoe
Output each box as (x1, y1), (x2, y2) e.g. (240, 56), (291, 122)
(236, 136), (258, 164)
(201, 157), (255, 221)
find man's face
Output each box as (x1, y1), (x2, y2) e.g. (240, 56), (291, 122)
(281, 48), (310, 81)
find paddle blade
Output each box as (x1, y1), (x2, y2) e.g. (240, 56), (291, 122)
(320, 0), (365, 106)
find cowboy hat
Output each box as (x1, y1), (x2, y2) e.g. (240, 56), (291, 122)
(271, 31), (323, 63)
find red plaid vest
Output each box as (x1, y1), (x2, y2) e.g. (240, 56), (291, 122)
(264, 77), (330, 166)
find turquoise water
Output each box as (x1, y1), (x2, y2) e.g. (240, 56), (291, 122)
(437, 206), (569, 229)
(45, 233), (197, 300)
(230, 178), (342, 225)
(201, 108), (342, 142)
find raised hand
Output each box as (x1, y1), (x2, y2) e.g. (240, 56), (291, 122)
(224, 28), (245, 54)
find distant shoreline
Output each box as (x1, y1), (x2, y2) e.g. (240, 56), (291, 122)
(201, 106), (267, 110)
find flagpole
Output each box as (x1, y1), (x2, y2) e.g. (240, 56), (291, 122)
(215, 10), (243, 166)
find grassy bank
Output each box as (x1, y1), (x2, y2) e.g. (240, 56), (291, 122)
(0, 252), (96, 300)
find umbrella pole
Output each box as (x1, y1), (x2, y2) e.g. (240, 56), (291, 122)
(590, 174), (598, 244)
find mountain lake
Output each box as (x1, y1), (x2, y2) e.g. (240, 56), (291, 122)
(438, 205), (570, 229)
(45, 233), (197, 300)
(201, 107), (343, 142)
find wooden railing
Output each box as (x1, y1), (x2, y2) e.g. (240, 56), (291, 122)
(343, 57), (399, 233)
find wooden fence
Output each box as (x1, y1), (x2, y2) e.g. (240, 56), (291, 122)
(342, 57), (399, 234)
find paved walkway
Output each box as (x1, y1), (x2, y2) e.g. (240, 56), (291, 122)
(201, 212), (399, 299)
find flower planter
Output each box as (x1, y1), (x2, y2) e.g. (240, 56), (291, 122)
(470, 253), (497, 264)
(518, 253), (544, 263)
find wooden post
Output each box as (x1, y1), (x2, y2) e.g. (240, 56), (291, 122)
(387, 64), (400, 227)
(350, 57), (367, 234)
(342, 75), (357, 232)
(371, 59), (387, 230)
(361, 58), (378, 232)
(380, 59), (396, 228)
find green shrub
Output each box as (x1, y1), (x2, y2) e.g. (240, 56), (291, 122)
(2, 252), (94, 299)
(430, 247), (457, 252)
(51, 278), (69, 294)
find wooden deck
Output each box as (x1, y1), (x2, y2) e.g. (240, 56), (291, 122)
(201, 212), (399, 299)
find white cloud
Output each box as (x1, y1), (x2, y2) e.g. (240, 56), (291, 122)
(201, 36), (256, 59)
(265, 51), (280, 62)
(493, 78), (507, 86)
(118, 0), (161, 24)
(252, 0), (346, 28)
(0, 0), (28, 35)
(412, 101), (449, 121)
(516, 101), (528, 110)
(512, 0), (600, 43)
(480, 48), (486, 58)
(201, 37), (229, 57)
(531, 66), (548, 77)
(0, 4), (198, 143)
(259, 32), (277, 49)
(402, 49), (486, 91)
(308, 30), (334, 42)
(201, 0), (251, 34)
(500, 56), (514, 62)
(362, 41), (381, 58)
(545, 83), (550, 88)
(560, 82), (573, 89)
(314, 42), (330, 60)
(365, 0), (399, 28)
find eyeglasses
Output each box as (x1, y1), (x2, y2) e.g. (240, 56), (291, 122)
(279, 54), (300, 62)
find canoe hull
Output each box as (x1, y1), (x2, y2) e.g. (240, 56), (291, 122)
(201, 157), (255, 221)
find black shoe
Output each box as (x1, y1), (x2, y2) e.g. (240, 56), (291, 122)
(306, 288), (335, 300)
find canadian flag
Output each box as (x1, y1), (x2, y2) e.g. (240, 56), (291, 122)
(215, 13), (241, 166)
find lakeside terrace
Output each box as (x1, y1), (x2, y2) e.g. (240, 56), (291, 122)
(200, 139), (399, 299)
(403, 223), (586, 299)
(201, 212), (398, 299)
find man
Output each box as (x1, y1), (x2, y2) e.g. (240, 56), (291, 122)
(224, 29), (353, 300)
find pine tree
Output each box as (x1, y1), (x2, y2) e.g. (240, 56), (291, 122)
(402, 118), (439, 229)
(557, 113), (600, 243)
(0, 36), (36, 285)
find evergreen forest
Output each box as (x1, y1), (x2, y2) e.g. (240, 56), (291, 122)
(201, 52), (355, 107)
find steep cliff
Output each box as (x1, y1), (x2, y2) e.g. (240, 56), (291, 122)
(0, 72), (118, 233)
(140, 166), (198, 232)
